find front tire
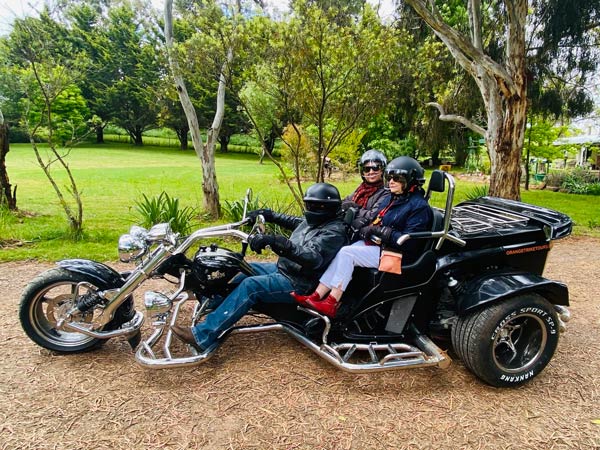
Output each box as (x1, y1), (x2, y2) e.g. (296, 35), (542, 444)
(451, 294), (560, 387)
(19, 268), (105, 353)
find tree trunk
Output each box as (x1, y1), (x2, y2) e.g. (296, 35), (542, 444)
(218, 134), (230, 153)
(132, 127), (143, 146)
(406, 0), (528, 200)
(0, 118), (17, 210)
(176, 126), (189, 150)
(165, 0), (227, 219)
(95, 125), (104, 144)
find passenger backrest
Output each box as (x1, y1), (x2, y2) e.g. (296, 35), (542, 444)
(425, 169), (446, 201)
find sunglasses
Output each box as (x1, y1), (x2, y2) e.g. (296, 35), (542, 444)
(385, 173), (407, 183)
(362, 165), (382, 173)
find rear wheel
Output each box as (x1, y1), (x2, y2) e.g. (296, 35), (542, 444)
(19, 268), (105, 353)
(451, 294), (559, 387)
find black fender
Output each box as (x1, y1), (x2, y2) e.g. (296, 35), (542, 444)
(57, 259), (125, 289)
(456, 272), (569, 315)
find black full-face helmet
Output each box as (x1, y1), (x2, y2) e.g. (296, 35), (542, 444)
(303, 183), (342, 226)
(358, 149), (387, 182)
(384, 156), (426, 190)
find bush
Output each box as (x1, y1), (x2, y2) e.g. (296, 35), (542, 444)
(561, 167), (600, 194)
(543, 170), (567, 187)
(134, 192), (197, 235)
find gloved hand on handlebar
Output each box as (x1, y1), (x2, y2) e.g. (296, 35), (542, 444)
(246, 208), (274, 225)
(359, 225), (393, 245)
(248, 234), (292, 256)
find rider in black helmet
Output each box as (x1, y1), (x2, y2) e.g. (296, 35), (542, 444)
(171, 183), (348, 351)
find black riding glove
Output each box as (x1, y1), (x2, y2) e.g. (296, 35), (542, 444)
(246, 208), (274, 225)
(248, 234), (293, 256)
(341, 200), (360, 211)
(359, 225), (393, 245)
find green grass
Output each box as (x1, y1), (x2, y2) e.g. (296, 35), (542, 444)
(1, 142), (599, 262)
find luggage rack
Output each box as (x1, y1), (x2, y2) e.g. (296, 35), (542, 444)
(450, 204), (529, 234)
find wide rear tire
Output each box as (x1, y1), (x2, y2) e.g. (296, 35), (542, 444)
(451, 294), (560, 387)
(19, 268), (104, 353)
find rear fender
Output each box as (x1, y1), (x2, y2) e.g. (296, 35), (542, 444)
(57, 259), (125, 289)
(456, 272), (569, 315)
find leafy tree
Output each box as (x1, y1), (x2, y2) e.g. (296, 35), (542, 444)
(257, 2), (400, 190)
(60, 0), (114, 143)
(7, 14), (90, 234)
(102, 2), (162, 146)
(403, 0), (600, 200)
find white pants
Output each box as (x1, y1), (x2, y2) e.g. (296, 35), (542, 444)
(319, 241), (380, 292)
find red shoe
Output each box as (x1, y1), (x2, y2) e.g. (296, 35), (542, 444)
(304, 294), (339, 318)
(290, 291), (321, 306)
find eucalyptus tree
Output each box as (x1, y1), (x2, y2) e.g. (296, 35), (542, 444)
(164, 0), (241, 218)
(403, 0), (600, 200)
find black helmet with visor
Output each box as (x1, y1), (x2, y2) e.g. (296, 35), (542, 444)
(303, 183), (342, 226)
(384, 156), (426, 190)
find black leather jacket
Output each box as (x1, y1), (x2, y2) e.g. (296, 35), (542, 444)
(269, 212), (348, 294)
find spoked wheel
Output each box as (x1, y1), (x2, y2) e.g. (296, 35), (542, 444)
(451, 294), (560, 387)
(19, 268), (104, 353)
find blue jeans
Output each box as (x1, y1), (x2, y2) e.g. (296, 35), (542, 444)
(191, 262), (295, 349)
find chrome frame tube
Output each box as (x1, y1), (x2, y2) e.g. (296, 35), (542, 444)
(64, 311), (144, 339)
(96, 226), (250, 327)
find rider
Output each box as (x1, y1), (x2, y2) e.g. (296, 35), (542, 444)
(342, 149), (390, 242)
(171, 183), (349, 351)
(292, 156), (433, 318)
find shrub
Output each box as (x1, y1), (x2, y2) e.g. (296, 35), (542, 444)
(544, 170), (567, 187)
(561, 167), (600, 194)
(463, 184), (489, 201)
(134, 192), (197, 235)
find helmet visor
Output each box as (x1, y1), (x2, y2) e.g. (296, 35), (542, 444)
(385, 169), (408, 184)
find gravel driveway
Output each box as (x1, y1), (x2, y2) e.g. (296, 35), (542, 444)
(0, 236), (599, 449)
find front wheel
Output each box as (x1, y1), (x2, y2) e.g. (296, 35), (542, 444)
(19, 268), (105, 353)
(451, 294), (560, 387)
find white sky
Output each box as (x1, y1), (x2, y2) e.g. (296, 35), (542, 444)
(0, 0), (396, 35)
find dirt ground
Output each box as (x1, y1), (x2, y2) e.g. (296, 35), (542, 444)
(0, 236), (599, 449)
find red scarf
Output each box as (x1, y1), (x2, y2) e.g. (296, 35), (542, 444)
(352, 181), (383, 208)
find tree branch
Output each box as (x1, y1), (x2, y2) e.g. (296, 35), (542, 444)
(405, 0), (518, 98)
(427, 102), (486, 136)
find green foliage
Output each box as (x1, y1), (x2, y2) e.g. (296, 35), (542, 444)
(561, 168), (600, 195)
(134, 192), (197, 235)
(222, 195), (298, 237)
(543, 170), (567, 187)
(328, 129), (366, 176)
(523, 119), (568, 161)
(463, 184), (489, 201)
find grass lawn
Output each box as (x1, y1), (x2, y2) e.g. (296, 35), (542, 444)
(1, 142), (599, 262)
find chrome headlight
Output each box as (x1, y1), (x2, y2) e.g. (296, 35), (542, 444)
(118, 234), (148, 263)
(147, 223), (174, 243)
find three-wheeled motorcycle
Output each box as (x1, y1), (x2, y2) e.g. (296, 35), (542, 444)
(19, 170), (572, 387)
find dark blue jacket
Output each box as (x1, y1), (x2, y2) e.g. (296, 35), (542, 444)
(377, 190), (433, 263)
